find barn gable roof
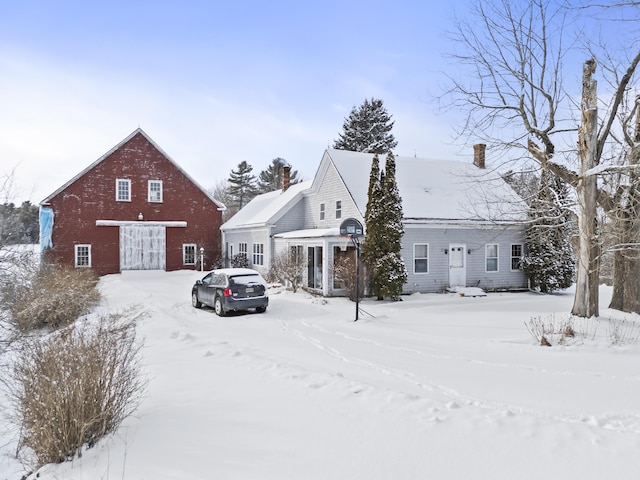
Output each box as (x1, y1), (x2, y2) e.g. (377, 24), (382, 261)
(40, 128), (224, 209)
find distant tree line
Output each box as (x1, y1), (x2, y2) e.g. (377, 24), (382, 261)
(213, 158), (302, 222)
(0, 201), (39, 245)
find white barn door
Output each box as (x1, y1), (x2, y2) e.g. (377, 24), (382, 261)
(448, 243), (466, 288)
(120, 225), (166, 271)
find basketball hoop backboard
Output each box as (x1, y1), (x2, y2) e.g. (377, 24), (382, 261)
(339, 218), (364, 238)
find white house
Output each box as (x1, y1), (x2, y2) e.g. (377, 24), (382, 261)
(220, 146), (528, 296)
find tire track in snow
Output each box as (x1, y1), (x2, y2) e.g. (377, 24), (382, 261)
(276, 317), (640, 435)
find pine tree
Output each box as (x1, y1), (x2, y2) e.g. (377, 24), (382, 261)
(227, 161), (258, 211)
(520, 170), (575, 293)
(257, 158), (301, 194)
(333, 98), (397, 154)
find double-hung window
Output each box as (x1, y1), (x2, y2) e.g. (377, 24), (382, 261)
(319, 203), (325, 221)
(75, 244), (91, 267)
(148, 180), (163, 202)
(335, 200), (342, 219)
(252, 243), (264, 266)
(183, 244), (196, 265)
(511, 244), (523, 271)
(414, 244), (429, 273)
(116, 179), (131, 202)
(486, 244), (499, 272)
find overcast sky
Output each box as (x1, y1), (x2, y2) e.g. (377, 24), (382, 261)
(0, 0), (474, 203)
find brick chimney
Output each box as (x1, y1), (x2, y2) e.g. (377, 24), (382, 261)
(281, 165), (291, 192)
(473, 144), (486, 169)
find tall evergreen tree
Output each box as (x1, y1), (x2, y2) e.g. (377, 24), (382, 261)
(520, 170), (575, 293)
(362, 154), (384, 290)
(333, 98), (397, 154)
(373, 152), (407, 299)
(363, 152), (407, 300)
(227, 161), (258, 211)
(257, 158), (301, 194)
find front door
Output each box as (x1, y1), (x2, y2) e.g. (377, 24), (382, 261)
(449, 243), (466, 288)
(120, 225), (166, 271)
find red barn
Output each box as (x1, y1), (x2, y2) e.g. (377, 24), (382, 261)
(39, 128), (224, 275)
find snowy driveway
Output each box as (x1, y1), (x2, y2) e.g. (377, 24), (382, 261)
(12, 270), (640, 480)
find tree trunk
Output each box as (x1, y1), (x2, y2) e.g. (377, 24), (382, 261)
(609, 95), (640, 313)
(572, 59), (600, 318)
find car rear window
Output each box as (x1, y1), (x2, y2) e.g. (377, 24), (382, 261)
(229, 275), (263, 287)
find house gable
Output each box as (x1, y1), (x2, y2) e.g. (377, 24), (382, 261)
(304, 157), (363, 229)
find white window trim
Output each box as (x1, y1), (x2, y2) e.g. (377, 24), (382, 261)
(413, 243), (429, 274)
(148, 180), (163, 203)
(116, 178), (131, 202)
(75, 244), (92, 268)
(335, 200), (342, 219)
(485, 243), (499, 273)
(319, 203), (325, 221)
(183, 243), (197, 265)
(238, 242), (248, 256)
(510, 243), (523, 271)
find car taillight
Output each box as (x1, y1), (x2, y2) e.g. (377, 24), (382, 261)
(223, 288), (232, 297)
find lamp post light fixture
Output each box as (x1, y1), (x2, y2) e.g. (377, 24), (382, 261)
(200, 247), (205, 272)
(138, 212), (144, 221)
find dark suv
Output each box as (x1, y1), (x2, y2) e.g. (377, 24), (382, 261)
(191, 268), (268, 316)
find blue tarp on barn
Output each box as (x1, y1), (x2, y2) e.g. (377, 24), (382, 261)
(39, 207), (54, 256)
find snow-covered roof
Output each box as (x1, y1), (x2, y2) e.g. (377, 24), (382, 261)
(40, 128), (224, 209)
(323, 149), (526, 222)
(273, 228), (340, 239)
(221, 180), (312, 230)
(222, 149), (525, 231)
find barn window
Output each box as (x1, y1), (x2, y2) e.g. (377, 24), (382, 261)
(116, 179), (131, 202)
(183, 244), (196, 265)
(335, 200), (342, 219)
(75, 244), (92, 267)
(414, 244), (429, 273)
(485, 244), (499, 272)
(148, 180), (163, 202)
(252, 243), (264, 266)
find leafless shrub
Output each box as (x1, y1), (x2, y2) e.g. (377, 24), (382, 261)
(332, 254), (363, 301)
(608, 318), (640, 346)
(268, 249), (306, 293)
(2, 264), (100, 332)
(525, 313), (602, 346)
(7, 310), (146, 469)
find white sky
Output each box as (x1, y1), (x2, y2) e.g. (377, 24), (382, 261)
(0, 0), (469, 204)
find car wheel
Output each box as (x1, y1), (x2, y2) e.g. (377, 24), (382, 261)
(192, 292), (202, 309)
(256, 306), (266, 313)
(214, 297), (226, 317)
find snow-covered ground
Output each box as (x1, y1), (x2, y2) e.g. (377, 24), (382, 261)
(2, 270), (640, 479)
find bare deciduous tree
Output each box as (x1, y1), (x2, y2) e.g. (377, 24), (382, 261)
(268, 249), (306, 293)
(444, 0), (640, 316)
